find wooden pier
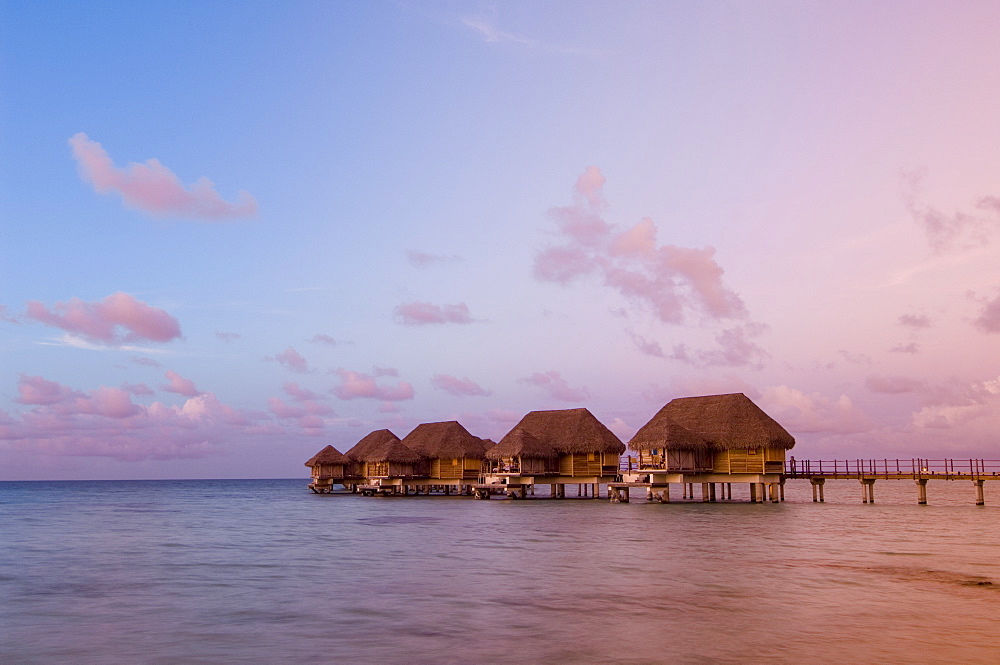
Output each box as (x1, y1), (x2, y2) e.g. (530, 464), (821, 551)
(611, 457), (999, 506)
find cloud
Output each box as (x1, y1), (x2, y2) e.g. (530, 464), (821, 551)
(2, 375), (269, 461)
(406, 250), (461, 267)
(910, 375), (1000, 434)
(331, 368), (414, 401)
(627, 331), (666, 358)
(901, 169), (1000, 253)
(973, 291), (1000, 334)
(519, 371), (589, 403)
(131, 355), (162, 368)
(394, 302), (473, 325)
(373, 366), (399, 377)
(26, 292), (182, 345)
(68, 133), (257, 220)
(215, 331), (242, 342)
(309, 333), (340, 345)
(669, 324), (769, 369)
(122, 382), (154, 396)
(269, 347), (309, 373)
(759, 385), (876, 435)
(865, 375), (925, 394)
(268, 384), (333, 434)
(16, 375), (81, 405)
(898, 313), (931, 329)
(461, 16), (532, 45)
(431, 374), (491, 397)
(0, 305), (19, 324)
(161, 370), (202, 397)
(890, 342), (920, 355)
(534, 168), (749, 327)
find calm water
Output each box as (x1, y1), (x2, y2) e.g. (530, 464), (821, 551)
(2, 478), (999, 664)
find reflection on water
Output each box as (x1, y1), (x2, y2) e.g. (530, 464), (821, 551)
(2, 479), (999, 664)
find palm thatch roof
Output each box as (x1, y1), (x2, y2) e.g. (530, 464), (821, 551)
(653, 393), (795, 450)
(401, 421), (487, 459)
(628, 416), (712, 451)
(485, 429), (558, 460)
(345, 429), (402, 461)
(352, 438), (424, 464)
(304, 444), (348, 467)
(507, 408), (625, 455)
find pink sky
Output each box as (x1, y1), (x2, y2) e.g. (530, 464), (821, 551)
(3, 2), (1000, 479)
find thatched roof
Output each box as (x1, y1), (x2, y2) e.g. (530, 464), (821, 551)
(485, 429), (558, 460)
(401, 421), (487, 459)
(345, 429), (402, 461)
(352, 438), (424, 464)
(653, 393), (795, 450)
(304, 444), (348, 467)
(628, 415), (712, 451)
(507, 408), (625, 455)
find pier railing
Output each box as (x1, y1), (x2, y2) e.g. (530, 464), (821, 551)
(618, 457), (1000, 479)
(785, 458), (1000, 479)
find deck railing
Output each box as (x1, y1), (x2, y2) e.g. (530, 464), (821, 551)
(785, 458), (1000, 478)
(618, 456), (1000, 479)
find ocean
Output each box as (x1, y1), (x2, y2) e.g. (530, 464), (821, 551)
(2, 478), (998, 664)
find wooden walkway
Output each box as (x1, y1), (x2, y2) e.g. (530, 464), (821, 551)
(615, 457), (999, 505)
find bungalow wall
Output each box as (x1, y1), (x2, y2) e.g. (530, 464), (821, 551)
(558, 452), (618, 477)
(312, 463), (345, 480)
(712, 448), (785, 474)
(486, 456), (558, 475)
(429, 457), (482, 480)
(636, 449), (712, 472)
(363, 461), (427, 478)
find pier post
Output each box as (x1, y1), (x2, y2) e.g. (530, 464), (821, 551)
(726, 483), (732, 500)
(974, 479), (985, 506)
(709, 483), (717, 502)
(779, 479), (785, 502)
(860, 479), (875, 503)
(810, 478), (825, 502)
(916, 478), (928, 505)
(663, 485), (670, 503)
(702, 483), (711, 502)
(749, 483), (758, 503)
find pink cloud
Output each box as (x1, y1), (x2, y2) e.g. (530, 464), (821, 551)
(215, 331), (242, 342)
(901, 169), (1000, 253)
(534, 168), (749, 327)
(865, 375), (925, 394)
(309, 333), (340, 345)
(668, 324), (768, 369)
(973, 292), (1000, 334)
(431, 374), (491, 397)
(16, 375), (81, 405)
(898, 313), (931, 329)
(373, 366), (399, 377)
(759, 385), (875, 435)
(131, 355), (162, 368)
(406, 250), (461, 267)
(890, 342), (920, 354)
(270, 347), (309, 373)
(122, 382), (154, 396)
(282, 381), (320, 402)
(331, 368), (414, 401)
(68, 133), (257, 220)
(0, 304), (19, 324)
(26, 292), (181, 345)
(628, 331), (666, 358)
(519, 371), (589, 403)
(394, 302), (473, 325)
(3, 375), (270, 461)
(161, 370), (201, 397)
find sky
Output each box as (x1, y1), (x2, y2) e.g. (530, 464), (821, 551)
(3, 1), (1000, 480)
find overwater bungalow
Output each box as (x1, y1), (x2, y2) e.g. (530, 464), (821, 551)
(483, 408), (625, 498)
(401, 421), (487, 493)
(620, 393), (795, 503)
(483, 429), (559, 476)
(348, 433), (427, 495)
(304, 444), (351, 493)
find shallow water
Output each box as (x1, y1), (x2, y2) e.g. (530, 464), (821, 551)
(2, 478), (999, 664)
